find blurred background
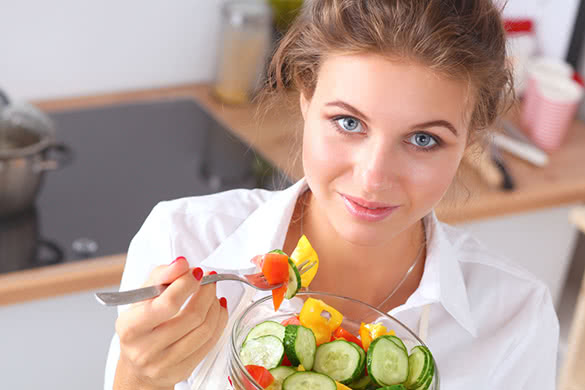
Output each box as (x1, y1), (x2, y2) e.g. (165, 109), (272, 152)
(0, 0), (585, 389)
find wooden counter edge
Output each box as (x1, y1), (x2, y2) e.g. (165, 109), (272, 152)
(0, 254), (125, 306)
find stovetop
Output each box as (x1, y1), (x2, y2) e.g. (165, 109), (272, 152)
(0, 98), (286, 274)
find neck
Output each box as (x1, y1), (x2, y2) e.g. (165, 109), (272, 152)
(284, 190), (427, 311)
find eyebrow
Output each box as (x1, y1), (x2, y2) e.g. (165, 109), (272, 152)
(324, 100), (459, 136)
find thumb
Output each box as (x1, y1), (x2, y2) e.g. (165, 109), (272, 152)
(143, 256), (190, 287)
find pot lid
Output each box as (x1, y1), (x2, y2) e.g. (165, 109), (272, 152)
(0, 101), (56, 160)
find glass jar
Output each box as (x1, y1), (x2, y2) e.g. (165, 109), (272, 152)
(212, 0), (273, 105)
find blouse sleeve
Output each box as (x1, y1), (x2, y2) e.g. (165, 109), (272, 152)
(490, 286), (560, 389)
(103, 203), (174, 390)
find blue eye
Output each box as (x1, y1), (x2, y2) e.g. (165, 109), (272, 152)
(409, 132), (438, 149)
(335, 116), (363, 133)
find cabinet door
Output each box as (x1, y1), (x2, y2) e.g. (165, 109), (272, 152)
(0, 287), (119, 390)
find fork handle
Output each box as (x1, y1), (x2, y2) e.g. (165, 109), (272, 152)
(94, 274), (236, 306)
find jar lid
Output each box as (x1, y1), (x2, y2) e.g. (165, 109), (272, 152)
(222, 0), (272, 27)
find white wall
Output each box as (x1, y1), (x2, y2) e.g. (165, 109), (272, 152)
(0, 0), (222, 101)
(501, 0), (581, 60)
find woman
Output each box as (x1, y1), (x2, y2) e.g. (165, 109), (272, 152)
(105, 1), (559, 389)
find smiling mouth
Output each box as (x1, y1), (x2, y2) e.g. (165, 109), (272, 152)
(339, 193), (399, 222)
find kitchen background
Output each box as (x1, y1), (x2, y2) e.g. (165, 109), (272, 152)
(1, 0), (585, 389)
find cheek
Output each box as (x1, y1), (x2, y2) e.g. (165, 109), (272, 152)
(302, 118), (351, 180)
(403, 151), (462, 206)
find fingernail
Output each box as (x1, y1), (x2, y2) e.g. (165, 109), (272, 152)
(192, 267), (203, 281)
(209, 271), (217, 276)
(171, 256), (186, 265)
(219, 297), (227, 309)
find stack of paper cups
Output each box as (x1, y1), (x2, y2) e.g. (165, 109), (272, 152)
(521, 58), (584, 151)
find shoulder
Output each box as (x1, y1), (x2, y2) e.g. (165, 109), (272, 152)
(441, 221), (557, 330)
(123, 187), (276, 270)
(439, 220), (546, 289)
(149, 187), (275, 223)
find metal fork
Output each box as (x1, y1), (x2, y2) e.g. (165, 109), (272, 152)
(95, 260), (316, 306)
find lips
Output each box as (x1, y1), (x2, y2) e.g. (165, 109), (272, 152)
(340, 193), (399, 222)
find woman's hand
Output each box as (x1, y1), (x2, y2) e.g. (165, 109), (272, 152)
(113, 257), (228, 390)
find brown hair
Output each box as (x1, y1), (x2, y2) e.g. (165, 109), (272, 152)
(260, 0), (514, 137)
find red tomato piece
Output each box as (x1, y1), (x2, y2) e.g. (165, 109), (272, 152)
(271, 283), (288, 311)
(281, 316), (301, 326)
(281, 354), (292, 366)
(245, 365), (275, 388)
(333, 327), (363, 349)
(262, 253), (289, 284)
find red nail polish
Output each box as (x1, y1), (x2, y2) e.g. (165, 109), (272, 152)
(209, 271), (217, 276)
(171, 256), (186, 265)
(192, 267), (203, 281)
(219, 297), (227, 309)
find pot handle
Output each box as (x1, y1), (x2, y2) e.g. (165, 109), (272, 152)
(33, 143), (74, 172)
(36, 239), (65, 265)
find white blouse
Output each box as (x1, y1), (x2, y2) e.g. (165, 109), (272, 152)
(104, 178), (559, 390)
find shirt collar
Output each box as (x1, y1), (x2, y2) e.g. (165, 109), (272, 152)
(200, 177), (477, 337)
(199, 178), (308, 271)
(417, 211), (478, 337)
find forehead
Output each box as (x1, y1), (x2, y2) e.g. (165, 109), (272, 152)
(313, 53), (473, 129)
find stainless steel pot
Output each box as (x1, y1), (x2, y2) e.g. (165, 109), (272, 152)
(0, 93), (72, 218)
(0, 207), (63, 271)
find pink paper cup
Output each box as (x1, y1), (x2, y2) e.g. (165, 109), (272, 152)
(521, 58), (574, 132)
(530, 76), (583, 151)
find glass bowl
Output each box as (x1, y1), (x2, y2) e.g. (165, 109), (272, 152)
(228, 291), (440, 389)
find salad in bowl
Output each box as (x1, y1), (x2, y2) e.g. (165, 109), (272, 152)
(227, 238), (438, 390)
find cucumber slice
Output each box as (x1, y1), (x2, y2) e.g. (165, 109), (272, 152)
(383, 335), (407, 352)
(348, 342), (366, 378)
(366, 336), (409, 386)
(379, 385), (407, 390)
(313, 340), (363, 384)
(267, 366), (297, 390)
(245, 321), (286, 343)
(285, 259), (302, 299)
(412, 373), (433, 390)
(404, 346), (432, 389)
(268, 250), (301, 300)
(240, 335), (284, 370)
(348, 375), (371, 389)
(284, 325), (317, 370)
(282, 371), (337, 390)
(413, 355), (435, 390)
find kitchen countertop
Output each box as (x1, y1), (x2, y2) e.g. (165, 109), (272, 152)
(2, 83), (584, 305)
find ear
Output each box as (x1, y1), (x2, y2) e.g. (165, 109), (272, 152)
(299, 91), (310, 121)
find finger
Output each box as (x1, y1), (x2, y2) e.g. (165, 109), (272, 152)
(161, 298), (222, 366)
(121, 265), (204, 335)
(142, 256), (190, 287)
(163, 299), (229, 378)
(149, 279), (219, 350)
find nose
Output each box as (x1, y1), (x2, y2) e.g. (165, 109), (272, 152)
(356, 140), (395, 192)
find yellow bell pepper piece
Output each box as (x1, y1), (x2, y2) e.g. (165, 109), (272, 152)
(360, 322), (396, 351)
(359, 323), (373, 351)
(336, 381), (352, 390)
(290, 235), (319, 288)
(300, 298), (343, 345)
(365, 323), (388, 339)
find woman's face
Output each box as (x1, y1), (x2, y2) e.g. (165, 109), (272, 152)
(300, 53), (472, 246)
